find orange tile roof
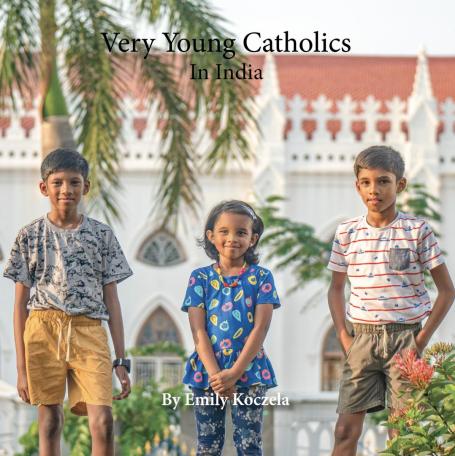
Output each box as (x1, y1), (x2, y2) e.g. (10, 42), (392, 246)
(248, 54), (455, 103)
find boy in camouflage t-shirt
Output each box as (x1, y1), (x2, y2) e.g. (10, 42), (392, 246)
(4, 148), (132, 456)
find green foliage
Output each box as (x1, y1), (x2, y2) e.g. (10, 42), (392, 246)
(63, 408), (91, 456)
(128, 341), (187, 360)
(42, 60), (69, 117)
(16, 379), (184, 455)
(257, 195), (332, 292)
(15, 421), (38, 456)
(0, 0), (38, 110)
(381, 343), (455, 456)
(1, 0), (255, 226)
(114, 381), (184, 454)
(398, 182), (441, 236)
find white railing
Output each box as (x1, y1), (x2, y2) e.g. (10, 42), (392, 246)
(273, 392), (387, 456)
(2, 94), (455, 173)
(132, 355), (183, 389)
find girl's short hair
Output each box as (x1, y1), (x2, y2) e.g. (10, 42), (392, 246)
(199, 200), (264, 264)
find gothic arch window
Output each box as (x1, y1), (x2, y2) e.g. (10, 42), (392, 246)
(321, 325), (344, 391)
(137, 230), (185, 267)
(136, 306), (183, 347)
(133, 307), (183, 387)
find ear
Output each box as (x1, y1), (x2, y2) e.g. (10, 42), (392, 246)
(83, 179), (90, 195)
(397, 177), (407, 193)
(250, 233), (259, 247)
(39, 180), (49, 197)
(355, 179), (361, 194)
(206, 230), (214, 243)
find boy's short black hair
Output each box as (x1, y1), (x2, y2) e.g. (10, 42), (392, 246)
(40, 148), (89, 181)
(199, 200), (264, 265)
(354, 146), (405, 180)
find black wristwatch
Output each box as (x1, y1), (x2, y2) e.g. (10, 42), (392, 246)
(113, 358), (131, 374)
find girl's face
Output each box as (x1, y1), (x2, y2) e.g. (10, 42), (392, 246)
(207, 211), (258, 264)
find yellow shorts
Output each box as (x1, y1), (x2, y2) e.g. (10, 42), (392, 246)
(24, 309), (112, 415)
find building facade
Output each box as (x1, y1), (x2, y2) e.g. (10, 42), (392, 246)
(1, 51), (455, 455)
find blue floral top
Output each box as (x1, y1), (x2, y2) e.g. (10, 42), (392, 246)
(181, 264), (280, 389)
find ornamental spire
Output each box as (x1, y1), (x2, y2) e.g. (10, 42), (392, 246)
(259, 54), (281, 99)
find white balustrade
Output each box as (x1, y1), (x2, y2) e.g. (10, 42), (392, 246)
(2, 93), (455, 174)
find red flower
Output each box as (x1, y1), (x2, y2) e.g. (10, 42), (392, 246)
(394, 349), (434, 389)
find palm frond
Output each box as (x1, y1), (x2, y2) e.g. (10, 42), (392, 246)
(60, 0), (129, 223)
(0, 0), (39, 110)
(134, 0), (257, 217)
(138, 53), (200, 228)
(257, 196), (332, 292)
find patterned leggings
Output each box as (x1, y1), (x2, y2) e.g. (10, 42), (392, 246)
(192, 385), (267, 456)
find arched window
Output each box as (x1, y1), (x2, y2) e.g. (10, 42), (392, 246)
(321, 325), (344, 391)
(137, 230), (185, 267)
(133, 306), (184, 387)
(136, 307), (183, 346)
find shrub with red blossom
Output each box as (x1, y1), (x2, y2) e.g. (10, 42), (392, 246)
(381, 342), (455, 456)
(393, 349), (435, 389)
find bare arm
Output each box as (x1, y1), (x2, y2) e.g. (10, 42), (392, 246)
(14, 282), (30, 402)
(416, 264), (455, 350)
(328, 270), (352, 354)
(188, 307), (221, 377)
(210, 304), (273, 394)
(103, 281), (130, 399)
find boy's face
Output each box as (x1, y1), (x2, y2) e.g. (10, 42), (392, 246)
(207, 212), (258, 264)
(39, 170), (90, 210)
(355, 168), (406, 214)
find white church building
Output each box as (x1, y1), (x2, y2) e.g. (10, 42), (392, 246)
(1, 51), (455, 455)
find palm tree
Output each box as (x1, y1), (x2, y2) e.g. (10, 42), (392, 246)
(0, 0), (255, 225)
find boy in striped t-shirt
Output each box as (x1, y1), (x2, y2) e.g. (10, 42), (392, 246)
(328, 146), (455, 455)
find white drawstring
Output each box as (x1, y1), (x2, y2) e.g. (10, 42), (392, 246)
(56, 318), (72, 362)
(382, 324), (389, 358)
(65, 319), (72, 362)
(56, 319), (63, 361)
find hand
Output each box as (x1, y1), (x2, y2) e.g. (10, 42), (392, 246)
(17, 370), (30, 403)
(113, 366), (131, 400)
(414, 330), (429, 356)
(223, 385), (237, 401)
(210, 368), (239, 395)
(339, 331), (355, 356)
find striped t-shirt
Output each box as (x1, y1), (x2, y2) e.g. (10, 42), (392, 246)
(327, 212), (444, 324)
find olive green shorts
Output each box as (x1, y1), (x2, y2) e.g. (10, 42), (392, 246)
(337, 322), (421, 414)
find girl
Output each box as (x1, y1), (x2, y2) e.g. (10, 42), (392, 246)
(181, 200), (280, 456)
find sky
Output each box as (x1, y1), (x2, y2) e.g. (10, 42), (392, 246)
(127, 0), (454, 56)
(213, 0), (454, 55)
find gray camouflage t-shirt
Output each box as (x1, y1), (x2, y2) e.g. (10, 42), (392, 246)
(3, 215), (133, 320)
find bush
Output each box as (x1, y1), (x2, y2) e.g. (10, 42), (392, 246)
(381, 342), (455, 456)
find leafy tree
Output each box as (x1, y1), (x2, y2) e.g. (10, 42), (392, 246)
(397, 182), (442, 236)
(257, 196), (332, 292)
(0, 0), (255, 225)
(15, 421), (38, 456)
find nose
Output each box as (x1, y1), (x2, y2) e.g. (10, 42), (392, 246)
(227, 233), (237, 243)
(61, 182), (72, 195)
(369, 182), (379, 194)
